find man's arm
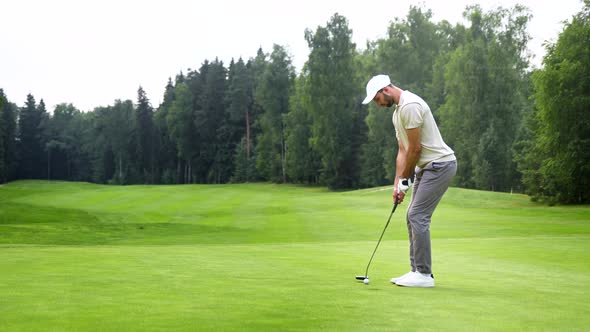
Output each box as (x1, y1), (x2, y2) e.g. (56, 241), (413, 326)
(394, 141), (406, 201)
(402, 127), (421, 178)
(394, 127), (421, 203)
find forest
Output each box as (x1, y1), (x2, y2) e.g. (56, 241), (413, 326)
(1, 4), (588, 204)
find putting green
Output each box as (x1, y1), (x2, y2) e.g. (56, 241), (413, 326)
(1, 181), (588, 331)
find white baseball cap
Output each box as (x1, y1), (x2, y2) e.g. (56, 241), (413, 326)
(362, 74), (391, 104)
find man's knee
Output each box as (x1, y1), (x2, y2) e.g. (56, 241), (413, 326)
(407, 209), (431, 233)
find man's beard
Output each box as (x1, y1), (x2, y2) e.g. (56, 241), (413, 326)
(385, 94), (395, 107)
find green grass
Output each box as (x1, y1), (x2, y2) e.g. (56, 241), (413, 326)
(1, 180), (589, 331)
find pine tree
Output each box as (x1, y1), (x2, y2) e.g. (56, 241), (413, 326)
(135, 86), (155, 183)
(18, 94), (45, 179)
(247, 48), (269, 149)
(0, 90), (5, 183)
(196, 59), (228, 183)
(2, 97), (19, 182)
(225, 58), (253, 181)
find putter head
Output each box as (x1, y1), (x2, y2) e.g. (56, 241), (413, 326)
(355, 275), (367, 281)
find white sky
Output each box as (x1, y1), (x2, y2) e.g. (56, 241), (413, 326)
(0, 0), (584, 112)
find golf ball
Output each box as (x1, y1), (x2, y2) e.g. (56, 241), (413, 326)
(363, 278), (369, 284)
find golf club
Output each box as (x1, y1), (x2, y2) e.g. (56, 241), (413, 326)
(356, 200), (399, 283)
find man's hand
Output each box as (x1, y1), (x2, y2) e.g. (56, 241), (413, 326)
(393, 177), (413, 204)
(393, 188), (405, 204)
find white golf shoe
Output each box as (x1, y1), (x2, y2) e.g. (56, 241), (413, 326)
(390, 271), (415, 284)
(395, 272), (435, 288)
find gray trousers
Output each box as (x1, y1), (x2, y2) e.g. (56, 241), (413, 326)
(406, 160), (457, 274)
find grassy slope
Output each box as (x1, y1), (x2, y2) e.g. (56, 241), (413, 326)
(0, 181), (589, 331)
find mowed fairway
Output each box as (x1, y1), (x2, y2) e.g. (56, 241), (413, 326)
(1, 181), (589, 331)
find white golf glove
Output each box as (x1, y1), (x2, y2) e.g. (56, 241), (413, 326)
(397, 177), (413, 194)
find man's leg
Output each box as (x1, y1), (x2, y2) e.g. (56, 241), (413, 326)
(408, 161), (456, 275)
(390, 178), (421, 284)
(406, 175), (421, 272)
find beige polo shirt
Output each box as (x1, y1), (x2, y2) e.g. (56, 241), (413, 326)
(392, 90), (455, 168)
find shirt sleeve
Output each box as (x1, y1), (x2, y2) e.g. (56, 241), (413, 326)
(400, 102), (423, 129)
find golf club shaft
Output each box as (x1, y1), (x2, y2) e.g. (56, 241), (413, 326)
(364, 202), (398, 278)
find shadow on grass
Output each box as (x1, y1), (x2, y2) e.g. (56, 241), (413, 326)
(0, 202), (249, 246)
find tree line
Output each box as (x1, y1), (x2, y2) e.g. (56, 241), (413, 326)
(1, 3), (588, 204)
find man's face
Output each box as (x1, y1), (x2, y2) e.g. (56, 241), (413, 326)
(373, 89), (395, 108)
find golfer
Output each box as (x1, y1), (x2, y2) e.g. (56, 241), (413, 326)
(362, 74), (457, 288)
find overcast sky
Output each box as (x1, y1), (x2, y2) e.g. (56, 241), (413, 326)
(0, 0), (584, 112)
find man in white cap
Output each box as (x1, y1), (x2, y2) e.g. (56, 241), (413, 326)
(362, 74), (457, 288)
